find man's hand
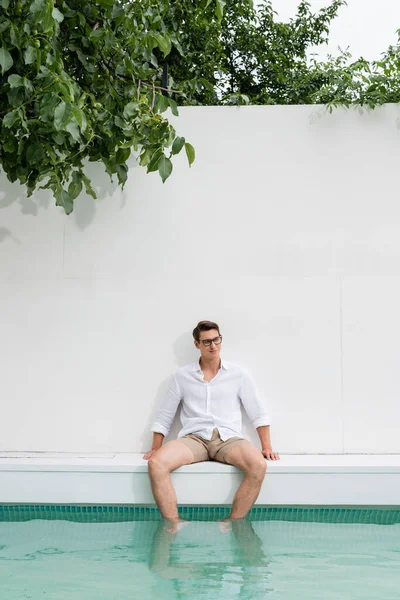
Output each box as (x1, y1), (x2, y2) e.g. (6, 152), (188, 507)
(143, 449), (158, 460)
(261, 447), (280, 460)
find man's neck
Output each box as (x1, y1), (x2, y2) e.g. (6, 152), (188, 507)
(199, 356), (221, 373)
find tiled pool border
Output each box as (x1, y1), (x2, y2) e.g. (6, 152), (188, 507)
(1, 504), (399, 524)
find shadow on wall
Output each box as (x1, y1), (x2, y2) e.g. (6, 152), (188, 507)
(0, 173), (56, 246)
(0, 227), (13, 245)
(0, 159), (127, 231)
(70, 161), (127, 230)
(139, 331), (200, 452)
(173, 330), (198, 368)
(0, 169), (53, 215)
(0, 173), (23, 245)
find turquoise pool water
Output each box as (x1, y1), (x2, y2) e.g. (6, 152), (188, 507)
(0, 506), (399, 600)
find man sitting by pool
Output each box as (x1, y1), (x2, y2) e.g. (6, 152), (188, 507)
(144, 320), (280, 531)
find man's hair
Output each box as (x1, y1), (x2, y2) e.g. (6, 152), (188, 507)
(192, 320), (221, 343)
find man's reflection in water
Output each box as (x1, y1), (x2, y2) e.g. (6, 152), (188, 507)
(148, 518), (272, 599)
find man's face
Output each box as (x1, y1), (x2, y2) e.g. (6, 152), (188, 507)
(195, 329), (222, 361)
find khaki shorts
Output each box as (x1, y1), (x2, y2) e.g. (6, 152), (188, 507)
(177, 427), (250, 464)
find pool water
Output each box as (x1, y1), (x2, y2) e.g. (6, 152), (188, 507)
(0, 506), (399, 600)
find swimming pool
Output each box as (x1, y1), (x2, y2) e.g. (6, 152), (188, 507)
(1, 505), (399, 600)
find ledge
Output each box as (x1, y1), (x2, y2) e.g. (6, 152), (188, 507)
(1, 452), (400, 472)
(1, 453), (400, 505)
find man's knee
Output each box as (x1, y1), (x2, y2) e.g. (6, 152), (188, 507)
(148, 442), (194, 477)
(148, 454), (171, 477)
(246, 457), (267, 481)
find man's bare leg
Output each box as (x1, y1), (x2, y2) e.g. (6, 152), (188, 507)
(148, 440), (194, 530)
(223, 442), (267, 521)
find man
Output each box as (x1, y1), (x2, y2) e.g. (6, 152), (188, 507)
(144, 320), (279, 531)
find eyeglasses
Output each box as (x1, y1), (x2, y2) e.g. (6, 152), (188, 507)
(200, 336), (223, 347)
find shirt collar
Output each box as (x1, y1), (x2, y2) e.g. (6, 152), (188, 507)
(192, 358), (228, 371)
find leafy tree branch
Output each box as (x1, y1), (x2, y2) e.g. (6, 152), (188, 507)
(1, 0), (400, 213)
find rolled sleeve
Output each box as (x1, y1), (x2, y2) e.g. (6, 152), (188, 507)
(150, 374), (182, 437)
(239, 370), (271, 429)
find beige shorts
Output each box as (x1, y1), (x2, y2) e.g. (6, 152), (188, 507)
(178, 427), (250, 464)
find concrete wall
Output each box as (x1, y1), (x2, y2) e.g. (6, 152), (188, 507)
(1, 104), (400, 454)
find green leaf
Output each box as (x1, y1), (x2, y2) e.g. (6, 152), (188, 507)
(90, 29), (105, 41)
(65, 120), (81, 142)
(54, 101), (66, 129)
(0, 0), (10, 9)
(111, 3), (124, 18)
(75, 48), (96, 73)
(29, 0), (46, 13)
(8, 74), (24, 88)
(52, 7), (64, 22)
(2, 110), (19, 128)
(23, 77), (33, 95)
(215, 0), (226, 21)
(123, 102), (138, 118)
(9, 24), (18, 47)
(3, 137), (17, 152)
(26, 143), (44, 164)
(167, 97), (179, 116)
(81, 173), (97, 199)
(23, 45), (37, 65)
(54, 101), (73, 130)
(184, 142), (195, 166)
(72, 106), (86, 132)
(53, 133), (64, 145)
(116, 164), (128, 186)
(115, 147), (131, 164)
(147, 148), (163, 173)
(55, 189), (74, 215)
(151, 33), (171, 57)
(68, 172), (83, 200)
(155, 94), (169, 113)
(139, 147), (152, 167)
(7, 86), (24, 108)
(0, 46), (13, 74)
(171, 136), (185, 155)
(114, 116), (126, 128)
(158, 155), (173, 183)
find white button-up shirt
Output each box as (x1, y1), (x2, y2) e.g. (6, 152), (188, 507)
(151, 358), (270, 441)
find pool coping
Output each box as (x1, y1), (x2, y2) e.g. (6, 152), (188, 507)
(1, 453), (400, 473)
(1, 453), (400, 505)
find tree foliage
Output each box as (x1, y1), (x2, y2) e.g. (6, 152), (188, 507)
(168, 0), (400, 108)
(1, 0), (400, 213)
(168, 0), (349, 105)
(0, 0), (204, 213)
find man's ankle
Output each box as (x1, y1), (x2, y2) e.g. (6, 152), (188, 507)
(162, 515), (180, 523)
(229, 514), (248, 521)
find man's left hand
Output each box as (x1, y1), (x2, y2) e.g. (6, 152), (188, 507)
(261, 447), (280, 460)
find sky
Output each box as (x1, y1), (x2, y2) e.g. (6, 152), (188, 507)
(254, 0), (400, 62)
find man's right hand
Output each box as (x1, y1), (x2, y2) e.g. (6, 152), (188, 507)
(144, 433), (164, 460)
(143, 449), (158, 460)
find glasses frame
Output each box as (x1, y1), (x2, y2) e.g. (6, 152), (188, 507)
(199, 335), (223, 347)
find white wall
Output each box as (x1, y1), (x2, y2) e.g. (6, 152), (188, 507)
(1, 104), (400, 454)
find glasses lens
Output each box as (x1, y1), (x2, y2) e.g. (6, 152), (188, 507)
(203, 336), (222, 346)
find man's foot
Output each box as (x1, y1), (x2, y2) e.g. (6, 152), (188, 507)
(218, 515), (249, 533)
(218, 517), (234, 533)
(164, 519), (190, 534)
